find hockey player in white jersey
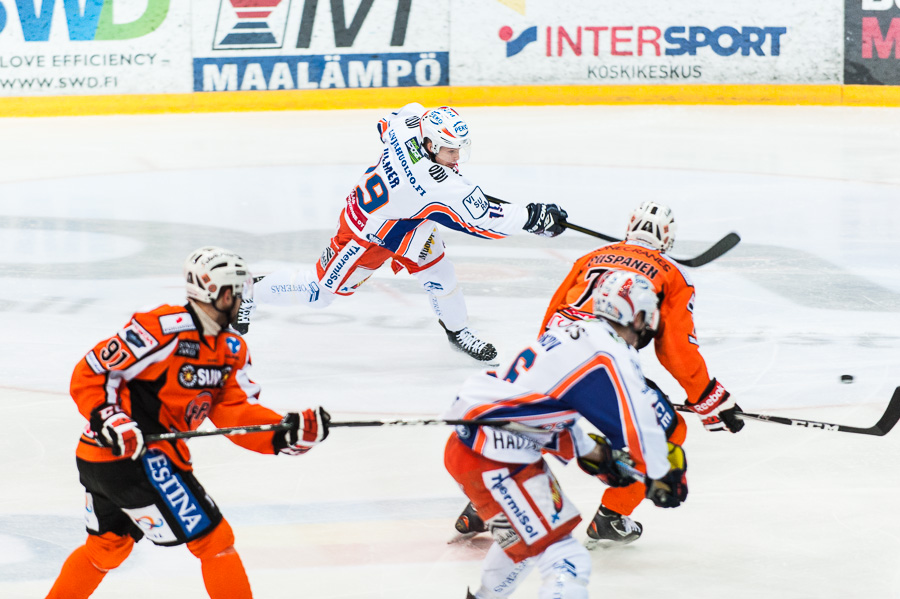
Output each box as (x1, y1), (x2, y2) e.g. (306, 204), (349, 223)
(444, 271), (688, 598)
(235, 103), (567, 362)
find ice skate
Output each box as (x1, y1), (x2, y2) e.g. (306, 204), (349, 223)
(232, 296), (256, 334)
(232, 276), (264, 334)
(440, 320), (498, 363)
(584, 506), (642, 548)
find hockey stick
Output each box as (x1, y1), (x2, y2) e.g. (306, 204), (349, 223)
(674, 386), (900, 436)
(485, 194), (740, 267)
(144, 418), (548, 442)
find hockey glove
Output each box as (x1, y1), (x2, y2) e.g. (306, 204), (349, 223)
(90, 405), (145, 460)
(523, 203), (568, 237)
(274, 407), (331, 455)
(686, 378), (744, 433)
(645, 442), (688, 508)
(577, 433), (633, 487)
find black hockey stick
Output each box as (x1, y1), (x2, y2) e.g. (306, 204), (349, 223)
(144, 418), (544, 442)
(674, 386), (900, 436)
(485, 194), (740, 267)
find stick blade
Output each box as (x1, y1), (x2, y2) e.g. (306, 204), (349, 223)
(672, 232), (741, 268)
(871, 387), (900, 436)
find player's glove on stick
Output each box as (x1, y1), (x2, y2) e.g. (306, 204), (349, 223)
(686, 378), (744, 433)
(90, 405), (145, 460)
(523, 203), (568, 237)
(646, 442), (688, 508)
(274, 407), (331, 455)
(577, 433), (633, 487)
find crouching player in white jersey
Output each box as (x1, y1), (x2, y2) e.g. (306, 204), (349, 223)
(444, 271), (688, 598)
(237, 103), (567, 363)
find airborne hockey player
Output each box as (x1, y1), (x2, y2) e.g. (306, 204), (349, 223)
(235, 102), (568, 363)
(444, 271), (688, 599)
(44, 247), (330, 599)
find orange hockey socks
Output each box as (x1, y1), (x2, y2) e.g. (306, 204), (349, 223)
(44, 545), (107, 599)
(200, 548), (253, 599)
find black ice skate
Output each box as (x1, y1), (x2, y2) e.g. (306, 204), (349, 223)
(466, 589), (477, 599)
(585, 506), (643, 548)
(455, 502), (487, 537)
(232, 297), (255, 335)
(440, 320), (498, 363)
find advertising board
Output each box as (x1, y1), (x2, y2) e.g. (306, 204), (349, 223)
(845, 0), (900, 84)
(192, 0), (449, 92)
(0, 0), (191, 96)
(450, 0), (844, 86)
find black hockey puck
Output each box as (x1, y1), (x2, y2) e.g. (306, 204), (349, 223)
(840, 374), (854, 384)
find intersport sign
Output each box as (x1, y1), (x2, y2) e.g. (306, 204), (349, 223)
(450, 0), (842, 85)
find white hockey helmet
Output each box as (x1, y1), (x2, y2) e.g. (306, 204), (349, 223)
(420, 106), (472, 163)
(592, 270), (660, 334)
(625, 201), (677, 252)
(184, 246), (253, 304)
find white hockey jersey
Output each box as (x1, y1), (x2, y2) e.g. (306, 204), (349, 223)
(445, 319), (671, 480)
(339, 103), (529, 254)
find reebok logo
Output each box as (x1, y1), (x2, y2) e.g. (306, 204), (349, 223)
(696, 383), (726, 411)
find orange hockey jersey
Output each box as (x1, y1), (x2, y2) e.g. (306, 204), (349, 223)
(72, 304), (283, 470)
(540, 241), (710, 402)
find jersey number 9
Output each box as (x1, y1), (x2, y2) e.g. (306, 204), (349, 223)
(356, 174), (389, 214)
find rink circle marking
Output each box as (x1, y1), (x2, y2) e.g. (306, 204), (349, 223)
(0, 534), (32, 564)
(0, 228), (142, 263)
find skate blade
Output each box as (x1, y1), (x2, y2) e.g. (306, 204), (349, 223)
(447, 530), (480, 544)
(584, 536), (639, 550)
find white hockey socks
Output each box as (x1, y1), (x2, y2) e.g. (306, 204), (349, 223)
(536, 536), (591, 599)
(254, 268), (335, 310)
(472, 536), (590, 599)
(414, 258), (468, 332)
(473, 542), (535, 598)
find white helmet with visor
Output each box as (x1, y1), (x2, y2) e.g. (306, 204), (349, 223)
(592, 270), (660, 335)
(184, 246), (253, 304)
(420, 106), (472, 163)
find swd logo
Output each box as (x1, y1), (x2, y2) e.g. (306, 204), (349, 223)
(0, 0), (169, 41)
(499, 25), (537, 57)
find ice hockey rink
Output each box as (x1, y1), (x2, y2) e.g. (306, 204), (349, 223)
(2, 102), (900, 598)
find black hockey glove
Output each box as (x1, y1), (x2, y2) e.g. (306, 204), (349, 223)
(686, 378), (744, 433)
(274, 407), (331, 456)
(646, 442), (688, 508)
(523, 203), (568, 237)
(577, 433), (633, 487)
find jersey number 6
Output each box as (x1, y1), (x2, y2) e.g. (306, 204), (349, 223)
(503, 348), (537, 383)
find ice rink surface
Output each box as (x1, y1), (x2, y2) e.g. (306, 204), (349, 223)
(1, 103), (900, 598)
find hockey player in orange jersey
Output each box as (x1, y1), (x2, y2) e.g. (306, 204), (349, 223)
(44, 247), (330, 599)
(454, 202), (742, 548)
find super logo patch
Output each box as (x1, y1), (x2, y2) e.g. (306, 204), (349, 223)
(462, 187), (489, 219)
